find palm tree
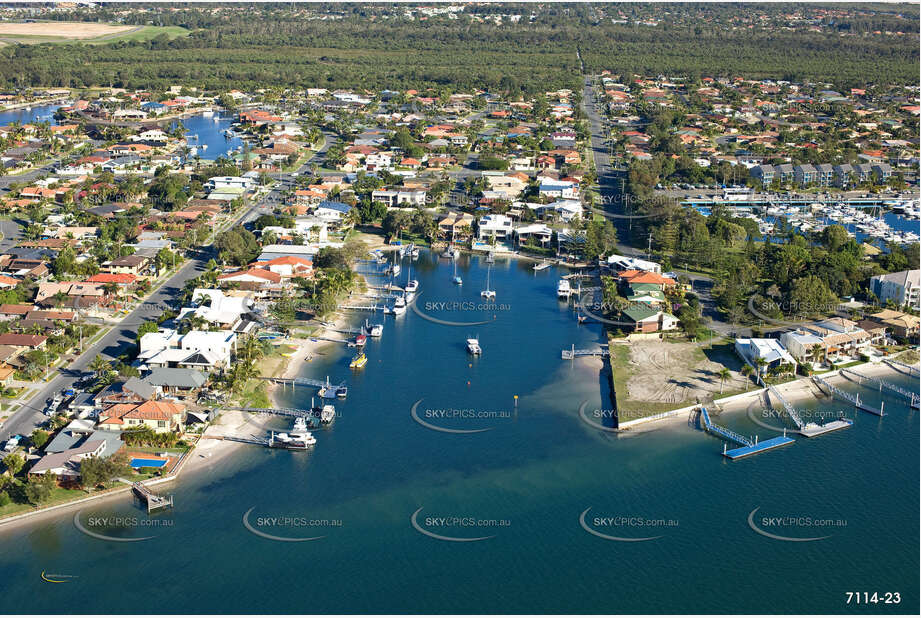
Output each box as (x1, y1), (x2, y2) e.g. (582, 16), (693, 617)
(717, 368), (732, 394)
(89, 354), (111, 379)
(754, 357), (768, 384)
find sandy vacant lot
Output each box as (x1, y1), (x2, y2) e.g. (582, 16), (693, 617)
(0, 21), (134, 39)
(623, 340), (750, 404)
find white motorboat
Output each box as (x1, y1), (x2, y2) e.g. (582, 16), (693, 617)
(533, 261), (551, 271)
(557, 278), (572, 299)
(364, 320), (383, 337)
(466, 337), (482, 355)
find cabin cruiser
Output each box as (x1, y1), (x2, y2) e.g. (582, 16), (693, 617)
(557, 279), (572, 299)
(271, 418), (317, 449)
(405, 279), (419, 294)
(387, 295), (407, 315)
(466, 337), (482, 355)
(311, 405), (336, 424)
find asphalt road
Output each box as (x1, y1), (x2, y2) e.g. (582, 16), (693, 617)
(581, 77), (736, 337)
(0, 132), (337, 441)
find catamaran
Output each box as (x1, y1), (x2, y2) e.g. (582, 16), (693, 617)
(481, 263), (496, 300)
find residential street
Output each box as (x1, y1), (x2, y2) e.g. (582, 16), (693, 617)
(0, 133), (336, 441)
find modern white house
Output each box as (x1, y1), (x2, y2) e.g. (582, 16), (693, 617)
(477, 214), (514, 242)
(734, 337), (796, 370)
(535, 199), (583, 222)
(204, 176), (256, 191)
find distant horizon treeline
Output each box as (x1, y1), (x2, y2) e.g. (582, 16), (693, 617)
(0, 5), (917, 94)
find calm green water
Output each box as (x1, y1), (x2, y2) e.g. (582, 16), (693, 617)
(0, 250), (917, 614)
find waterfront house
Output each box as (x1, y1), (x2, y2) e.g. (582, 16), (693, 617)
(98, 399), (186, 434)
(28, 439), (108, 481)
(867, 309), (920, 340)
(621, 304), (679, 333)
(477, 214), (514, 243)
(144, 367), (208, 395)
(734, 337), (796, 370)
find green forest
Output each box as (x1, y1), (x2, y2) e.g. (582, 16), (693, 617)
(0, 3), (917, 94)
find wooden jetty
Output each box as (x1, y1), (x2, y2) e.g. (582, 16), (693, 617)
(132, 481), (173, 513)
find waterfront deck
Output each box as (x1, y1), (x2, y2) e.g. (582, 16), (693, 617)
(132, 481), (173, 513)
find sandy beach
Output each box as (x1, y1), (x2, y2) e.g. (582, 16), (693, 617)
(620, 357), (919, 431)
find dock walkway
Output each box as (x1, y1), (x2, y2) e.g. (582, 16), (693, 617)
(884, 358), (920, 378)
(812, 375), (883, 416)
(698, 406), (794, 459)
(561, 344), (609, 359)
(841, 368), (920, 409)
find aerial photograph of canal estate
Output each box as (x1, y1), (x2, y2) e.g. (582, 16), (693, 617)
(0, 1), (918, 616)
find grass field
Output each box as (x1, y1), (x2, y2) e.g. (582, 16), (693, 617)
(0, 21), (188, 45)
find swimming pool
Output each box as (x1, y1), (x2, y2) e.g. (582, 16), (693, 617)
(130, 458), (168, 469)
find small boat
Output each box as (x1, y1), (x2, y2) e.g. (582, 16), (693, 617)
(405, 279), (419, 294)
(389, 263), (401, 276)
(452, 248), (461, 259)
(354, 334), (367, 347)
(349, 352), (368, 369)
(480, 263), (495, 300)
(441, 245), (454, 259)
(387, 295), (407, 315)
(411, 248), (420, 259)
(452, 260), (462, 285)
(557, 278), (572, 299)
(363, 320), (383, 337)
(466, 337), (482, 355)
(533, 261), (551, 271)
